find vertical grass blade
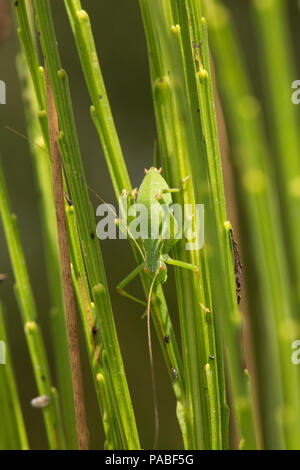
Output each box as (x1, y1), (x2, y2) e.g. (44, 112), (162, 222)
(204, 0), (300, 449)
(175, 0), (256, 448)
(46, 67), (89, 450)
(15, 51), (78, 450)
(0, 162), (66, 450)
(67, 204), (122, 449)
(140, 0), (226, 449)
(31, 0), (140, 449)
(0, 301), (29, 450)
(64, 0), (131, 196)
(14, 0), (137, 448)
(64, 0), (189, 446)
(16, 1), (77, 448)
(251, 0), (300, 310)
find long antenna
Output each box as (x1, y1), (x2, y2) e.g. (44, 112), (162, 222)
(5, 124), (145, 264)
(5, 126), (48, 154)
(45, 65), (89, 450)
(87, 184), (146, 262)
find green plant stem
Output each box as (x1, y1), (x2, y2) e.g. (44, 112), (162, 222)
(14, 0), (125, 448)
(0, 163), (66, 450)
(0, 301), (29, 450)
(14, 2), (78, 448)
(181, 1), (256, 449)
(251, 0), (300, 310)
(64, 0), (131, 196)
(204, 0), (300, 450)
(32, 0), (140, 450)
(66, 202), (122, 449)
(15, 51), (78, 450)
(140, 0), (226, 449)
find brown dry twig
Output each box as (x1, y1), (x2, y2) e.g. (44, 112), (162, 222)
(45, 64), (89, 450)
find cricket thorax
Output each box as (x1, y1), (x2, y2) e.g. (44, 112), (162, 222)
(137, 167), (172, 208)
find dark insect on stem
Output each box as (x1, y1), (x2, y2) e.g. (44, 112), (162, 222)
(192, 40), (204, 71)
(64, 193), (73, 206)
(209, 355), (215, 360)
(230, 229), (243, 305)
(192, 40), (203, 49)
(164, 335), (170, 344)
(90, 232), (95, 239)
(92, 325), (98, 336)
(171, 368), (179, 380)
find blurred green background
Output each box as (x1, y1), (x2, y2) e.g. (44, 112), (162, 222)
(0, 0), (299, 449)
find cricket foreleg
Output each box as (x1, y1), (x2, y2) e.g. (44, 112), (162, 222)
(117, 263), (148, 307)
(165, 255), (200, 280)
(156, 176), (190, 199)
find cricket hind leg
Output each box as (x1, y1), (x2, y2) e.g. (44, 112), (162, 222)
(117, 263), (148, 307)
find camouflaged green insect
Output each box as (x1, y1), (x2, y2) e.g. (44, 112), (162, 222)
(117, 166), (200, 304)
(116, 166), (200, 448)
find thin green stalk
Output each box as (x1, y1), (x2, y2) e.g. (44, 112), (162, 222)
(140, 0), (226, 449)
(15, 51), (78, 450)
(204, 0), (300, 449)
(0, 301), (29, 450)
(251, 0), (300, 310)
(18, 1), (77, 448)
(14, 1), (49, 147)
(64, 0), (131, 197)
(64, 0), (189, 446)
(14, 0), (126, 448)
(0, 163), (66, 450)
(31, 0), (140, 449)
(177, 1), (256, 449)
(66, 202), (122, 449)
